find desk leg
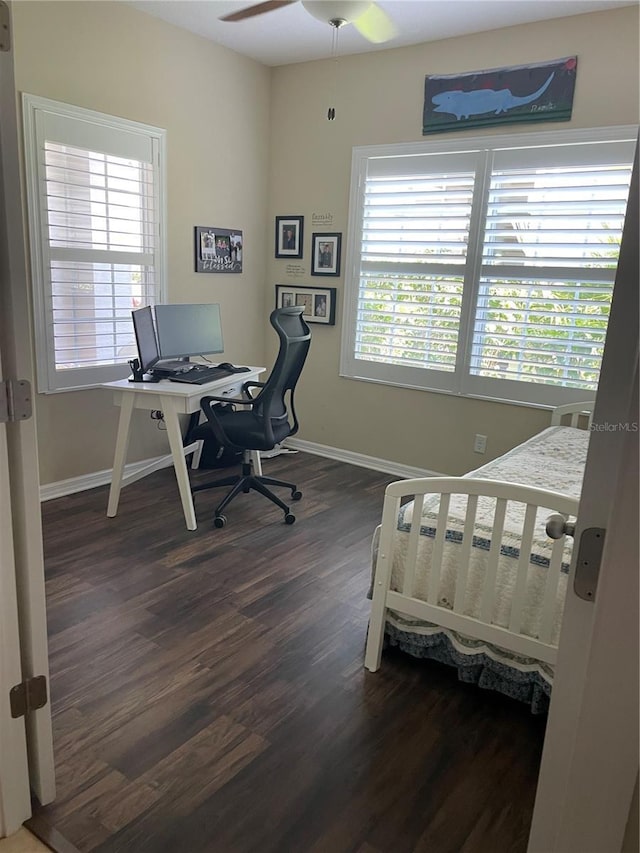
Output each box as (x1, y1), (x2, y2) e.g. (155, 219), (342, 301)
(161, 396), (197, 531)
(107, 392), (135, 517)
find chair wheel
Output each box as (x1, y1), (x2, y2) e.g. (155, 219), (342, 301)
(291, 490), (302, 501)
(213, 515), (227, 528)
(284, 513), (296, 525)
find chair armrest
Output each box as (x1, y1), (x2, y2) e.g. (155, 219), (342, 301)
(242, 380), (265, 400)
(198, 396), (239, 447)
(199, 391), (253, 406)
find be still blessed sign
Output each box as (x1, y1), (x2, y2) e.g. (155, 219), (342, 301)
(195, 226), (243, 273)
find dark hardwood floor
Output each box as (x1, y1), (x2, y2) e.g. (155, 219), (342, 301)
(38, 451), (546, 853)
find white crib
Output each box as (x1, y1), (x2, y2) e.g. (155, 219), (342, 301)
(364, 402), (593, 707)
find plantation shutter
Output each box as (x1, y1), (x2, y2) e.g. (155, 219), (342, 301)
(346, 150), (482, 392)
(24, 96), (166, 392)
(342, 130), (636, 405)
(467, 141), (635, 401)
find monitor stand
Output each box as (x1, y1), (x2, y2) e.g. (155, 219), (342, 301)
(151, 357), (193, 378)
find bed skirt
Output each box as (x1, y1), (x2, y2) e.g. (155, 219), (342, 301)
(384, 619), (551, 715)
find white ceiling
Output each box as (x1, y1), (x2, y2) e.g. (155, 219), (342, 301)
(129, 0), (637, 66)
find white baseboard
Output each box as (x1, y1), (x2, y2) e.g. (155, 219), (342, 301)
(283, 438), (443, 480)
(40, 442), (442, 502)
(40, 453), (174, 502)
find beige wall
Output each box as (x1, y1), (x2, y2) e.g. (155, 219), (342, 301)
(269, 7), (639, 475)
(12, 1), (271, 484)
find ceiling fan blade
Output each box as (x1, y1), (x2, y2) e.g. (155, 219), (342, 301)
(220, 0), (296, 23)
(353, 2), (397, 43)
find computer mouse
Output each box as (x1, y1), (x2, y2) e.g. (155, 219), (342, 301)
(218, 362), (234, 370)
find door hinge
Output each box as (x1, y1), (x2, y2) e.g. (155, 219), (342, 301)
(10, 675), (48, 719)
(0, 379), (33, 423)
(0, 2), (10, 52)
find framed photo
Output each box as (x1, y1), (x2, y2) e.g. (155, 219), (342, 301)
(275, 284), (336, 326)
(311, 232), (341, 276)
(275, 215), (304, 259)
(195, 226), (242, 273)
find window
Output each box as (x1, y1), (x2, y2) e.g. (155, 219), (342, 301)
(23, 95), (166, 392)
(341, 127), (636, 406)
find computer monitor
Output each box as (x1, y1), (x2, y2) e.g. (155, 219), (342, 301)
(154, 303), (224, 360)
(131, 306), (160, 374)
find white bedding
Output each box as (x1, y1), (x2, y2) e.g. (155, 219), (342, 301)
(374, 426), (590, 688)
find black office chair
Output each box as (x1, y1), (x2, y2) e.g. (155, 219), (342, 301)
(190, 306), (311, 528)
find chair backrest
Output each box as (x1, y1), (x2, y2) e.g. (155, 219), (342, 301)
(253, 307), (311, 438)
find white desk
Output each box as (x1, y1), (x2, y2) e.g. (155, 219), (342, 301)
(102, 368), (264, 531)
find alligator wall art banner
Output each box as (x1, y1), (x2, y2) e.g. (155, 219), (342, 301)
(423, 57), (577, 135)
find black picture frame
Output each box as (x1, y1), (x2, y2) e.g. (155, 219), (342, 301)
(275, 284), (336, 326)
(311, 232), (341, 276)
(275, 216), (304, 259)
(195, 226), (242, 273)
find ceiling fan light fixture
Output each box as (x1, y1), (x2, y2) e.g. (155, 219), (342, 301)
(301, 0), (373, 26)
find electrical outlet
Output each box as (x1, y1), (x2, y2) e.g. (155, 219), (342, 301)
(473, 433), (487, 454)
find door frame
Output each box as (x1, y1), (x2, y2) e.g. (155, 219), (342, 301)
(528, 147), (639, 852)
(0, 349), (32, 836)
(0, 0), (55, 829)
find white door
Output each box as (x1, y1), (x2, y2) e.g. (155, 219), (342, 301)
(528, 148), (639, 851)
(0, 0), (56, 828)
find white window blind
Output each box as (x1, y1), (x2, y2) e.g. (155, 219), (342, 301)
(357, 165), (475, 376)
(23, 95), (166, 392)
(341, 129), (637, 406)
(471, 159), (631, 394)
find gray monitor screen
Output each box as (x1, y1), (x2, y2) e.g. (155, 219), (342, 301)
(154, 303), (224, 359)
(132, 306), (160, 373)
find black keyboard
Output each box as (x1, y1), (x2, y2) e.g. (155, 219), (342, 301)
(167, 365), (235, 384)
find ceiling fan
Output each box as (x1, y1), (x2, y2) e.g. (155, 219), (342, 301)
(220, 1), (397, 43)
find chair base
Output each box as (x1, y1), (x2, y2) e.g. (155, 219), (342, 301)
(191, 457), (301, 525)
